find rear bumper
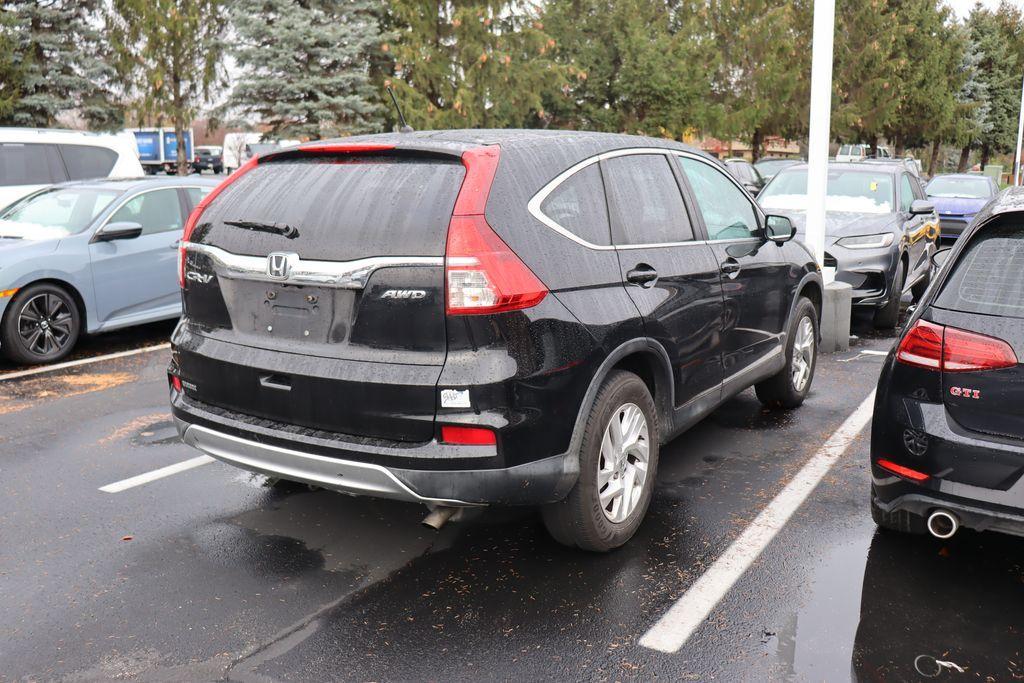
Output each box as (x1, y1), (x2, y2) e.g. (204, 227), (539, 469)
(172, 395), (578, 506)
(872, 488), (1024, 537)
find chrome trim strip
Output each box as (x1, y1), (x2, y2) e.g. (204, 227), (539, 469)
(527, 147), (765, 251)
(185, 242), (443, 289)
(182, 424), (476, 506)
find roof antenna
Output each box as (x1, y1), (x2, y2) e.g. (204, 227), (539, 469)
(387, 86), (414, 133)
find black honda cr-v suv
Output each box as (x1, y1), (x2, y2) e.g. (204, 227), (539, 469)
(169, 130), (823, 551)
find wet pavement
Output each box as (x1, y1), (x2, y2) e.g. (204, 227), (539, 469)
(1, 313), (1022, 681)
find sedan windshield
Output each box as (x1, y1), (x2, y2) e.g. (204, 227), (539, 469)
(759, 169), (895, 214)
(0, 187), (121, 239)
(926, 176), (993, 199)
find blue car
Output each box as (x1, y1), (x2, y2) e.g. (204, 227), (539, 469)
(924, 173), (998, 241)
(0, 176), (219, 364)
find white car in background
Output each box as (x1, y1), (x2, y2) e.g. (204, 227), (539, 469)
(836, 144), (892, 163)
(0, 128), (144, 209)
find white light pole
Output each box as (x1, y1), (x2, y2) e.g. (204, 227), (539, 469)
(805, 0), (835, 274)
(1015, 72), (1024, 186)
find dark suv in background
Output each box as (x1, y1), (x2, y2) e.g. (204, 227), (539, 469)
(169, 130), (822, 551)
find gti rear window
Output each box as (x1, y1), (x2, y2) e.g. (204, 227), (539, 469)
(195, 155), (465, 261)
(934, 223), (1024, 318)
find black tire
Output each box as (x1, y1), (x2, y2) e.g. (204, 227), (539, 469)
(755, 297), (818, 410)
(1, 283), (81, 364)
(214, 166), (223, 175)
(541, 370), (659, 552)
(870, 489), (926, 534)
(874, 258), (905, 329)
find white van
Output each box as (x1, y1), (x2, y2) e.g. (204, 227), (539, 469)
(836, 144), (892, 163)
(0, 128), (144, 209)
(221, 132), (262, 173)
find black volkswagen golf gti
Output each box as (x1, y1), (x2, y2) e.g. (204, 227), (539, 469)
(871, 188), (1024, 540)
(169, 130), (822, 551)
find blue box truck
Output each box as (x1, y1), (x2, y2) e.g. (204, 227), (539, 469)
(127, 127), (194, 174)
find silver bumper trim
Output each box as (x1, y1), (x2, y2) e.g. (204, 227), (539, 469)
(181, 423), (474, 506)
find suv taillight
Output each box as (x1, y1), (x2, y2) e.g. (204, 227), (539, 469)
(178, 156), (259, 287)
(896, 319), (1017, 372)
(445, 215), (547, 314)
(444, 146), (547, 315)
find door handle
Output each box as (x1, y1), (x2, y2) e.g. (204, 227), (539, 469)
(626, 264), (658, 287)
(720, 259), (741, 276)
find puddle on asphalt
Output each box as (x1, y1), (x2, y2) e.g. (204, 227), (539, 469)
(766, 524), (1024, 681)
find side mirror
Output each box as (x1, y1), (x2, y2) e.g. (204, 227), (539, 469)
(910, 199), (934, 215)
(95, 221), (143, 241)
(932, 247), (952, 269)
(765, 215), (796, 243)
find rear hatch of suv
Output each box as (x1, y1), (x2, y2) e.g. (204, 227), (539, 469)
(176, 147), (466, 442)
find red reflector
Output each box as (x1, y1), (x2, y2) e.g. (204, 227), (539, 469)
(440, 425), (496, 446)
(943, 326), (1018, 372)
(876, 458), (929, 482)
(896, 320), (1018, 373)
(169, 374), (182, 392)
(179, 155), (259, 287)
(896, 319), (944, 370)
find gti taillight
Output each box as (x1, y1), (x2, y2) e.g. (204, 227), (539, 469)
(178, 155), (259, 287)
(444, 146), (547, 315)
(896, 320), (1018, 372)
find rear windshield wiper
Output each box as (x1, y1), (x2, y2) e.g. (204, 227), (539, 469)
(223, 220), (299, 239)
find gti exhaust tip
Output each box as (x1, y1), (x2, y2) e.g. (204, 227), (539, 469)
(422, 506), (458, 530)
(927, 509), (959, 539)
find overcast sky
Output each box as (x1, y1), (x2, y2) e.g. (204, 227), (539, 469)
(946, 0), (1024, 18)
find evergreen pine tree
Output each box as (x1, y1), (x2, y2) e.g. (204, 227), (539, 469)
(379, 0), (567, 130)
(0, 0), (121, 129)
(227, 0), (387, 139)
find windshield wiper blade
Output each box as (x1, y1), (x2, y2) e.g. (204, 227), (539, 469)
(223, 220), (299, 239)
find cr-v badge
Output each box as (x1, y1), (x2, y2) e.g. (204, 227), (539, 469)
(380, 289), (427, 300)
(185, 271), (213, 284)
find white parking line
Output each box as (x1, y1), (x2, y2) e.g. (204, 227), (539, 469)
(0, 343), (171, 381)
(638, 390), (877, 654)
(99, 455), (214, 493)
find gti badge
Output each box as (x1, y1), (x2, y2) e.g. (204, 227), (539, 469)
(185, 271), (213, 284)
(949, 386), (981, 399)
(381, 289), (427, 300)
(267, 252), (294, 280)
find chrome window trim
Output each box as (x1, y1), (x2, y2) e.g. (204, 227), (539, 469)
(527, 147), (765, 251)
(185, 242), (443, 289)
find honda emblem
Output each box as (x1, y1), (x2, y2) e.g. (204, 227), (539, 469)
(267, 252), (292, 279)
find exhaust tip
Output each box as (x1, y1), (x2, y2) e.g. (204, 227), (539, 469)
(927, 509), (959, 539)
(422, 506), (458, 530)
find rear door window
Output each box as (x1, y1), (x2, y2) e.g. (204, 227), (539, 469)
(59, 144), (118, 181)
(934, 223), (1024, 319)
(184, 186), (213, 210)
(197, 155), (465, 260)
(899, 174), (914, 212)
(539, 163), (610, 246)
(603, 154), (694, 245)
(0, 143), (66, 186)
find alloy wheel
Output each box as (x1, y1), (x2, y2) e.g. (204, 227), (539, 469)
(791, 316), (815, 393)
(18, 293), (74, 357)
(597, 402), (650, 523)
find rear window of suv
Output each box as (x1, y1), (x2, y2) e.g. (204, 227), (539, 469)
(934, 223), (1024, 318)
(195, 155), (466, 261)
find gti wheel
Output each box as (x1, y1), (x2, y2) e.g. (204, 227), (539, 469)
(542, 370), (659, 551)
(1, 283), (81, 364)
(756, 296), (818, 409)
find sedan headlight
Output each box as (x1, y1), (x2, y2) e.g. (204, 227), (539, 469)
(835, 233), (894, 250)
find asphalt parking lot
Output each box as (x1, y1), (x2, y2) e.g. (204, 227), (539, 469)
(2, 313), (1022, 682)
